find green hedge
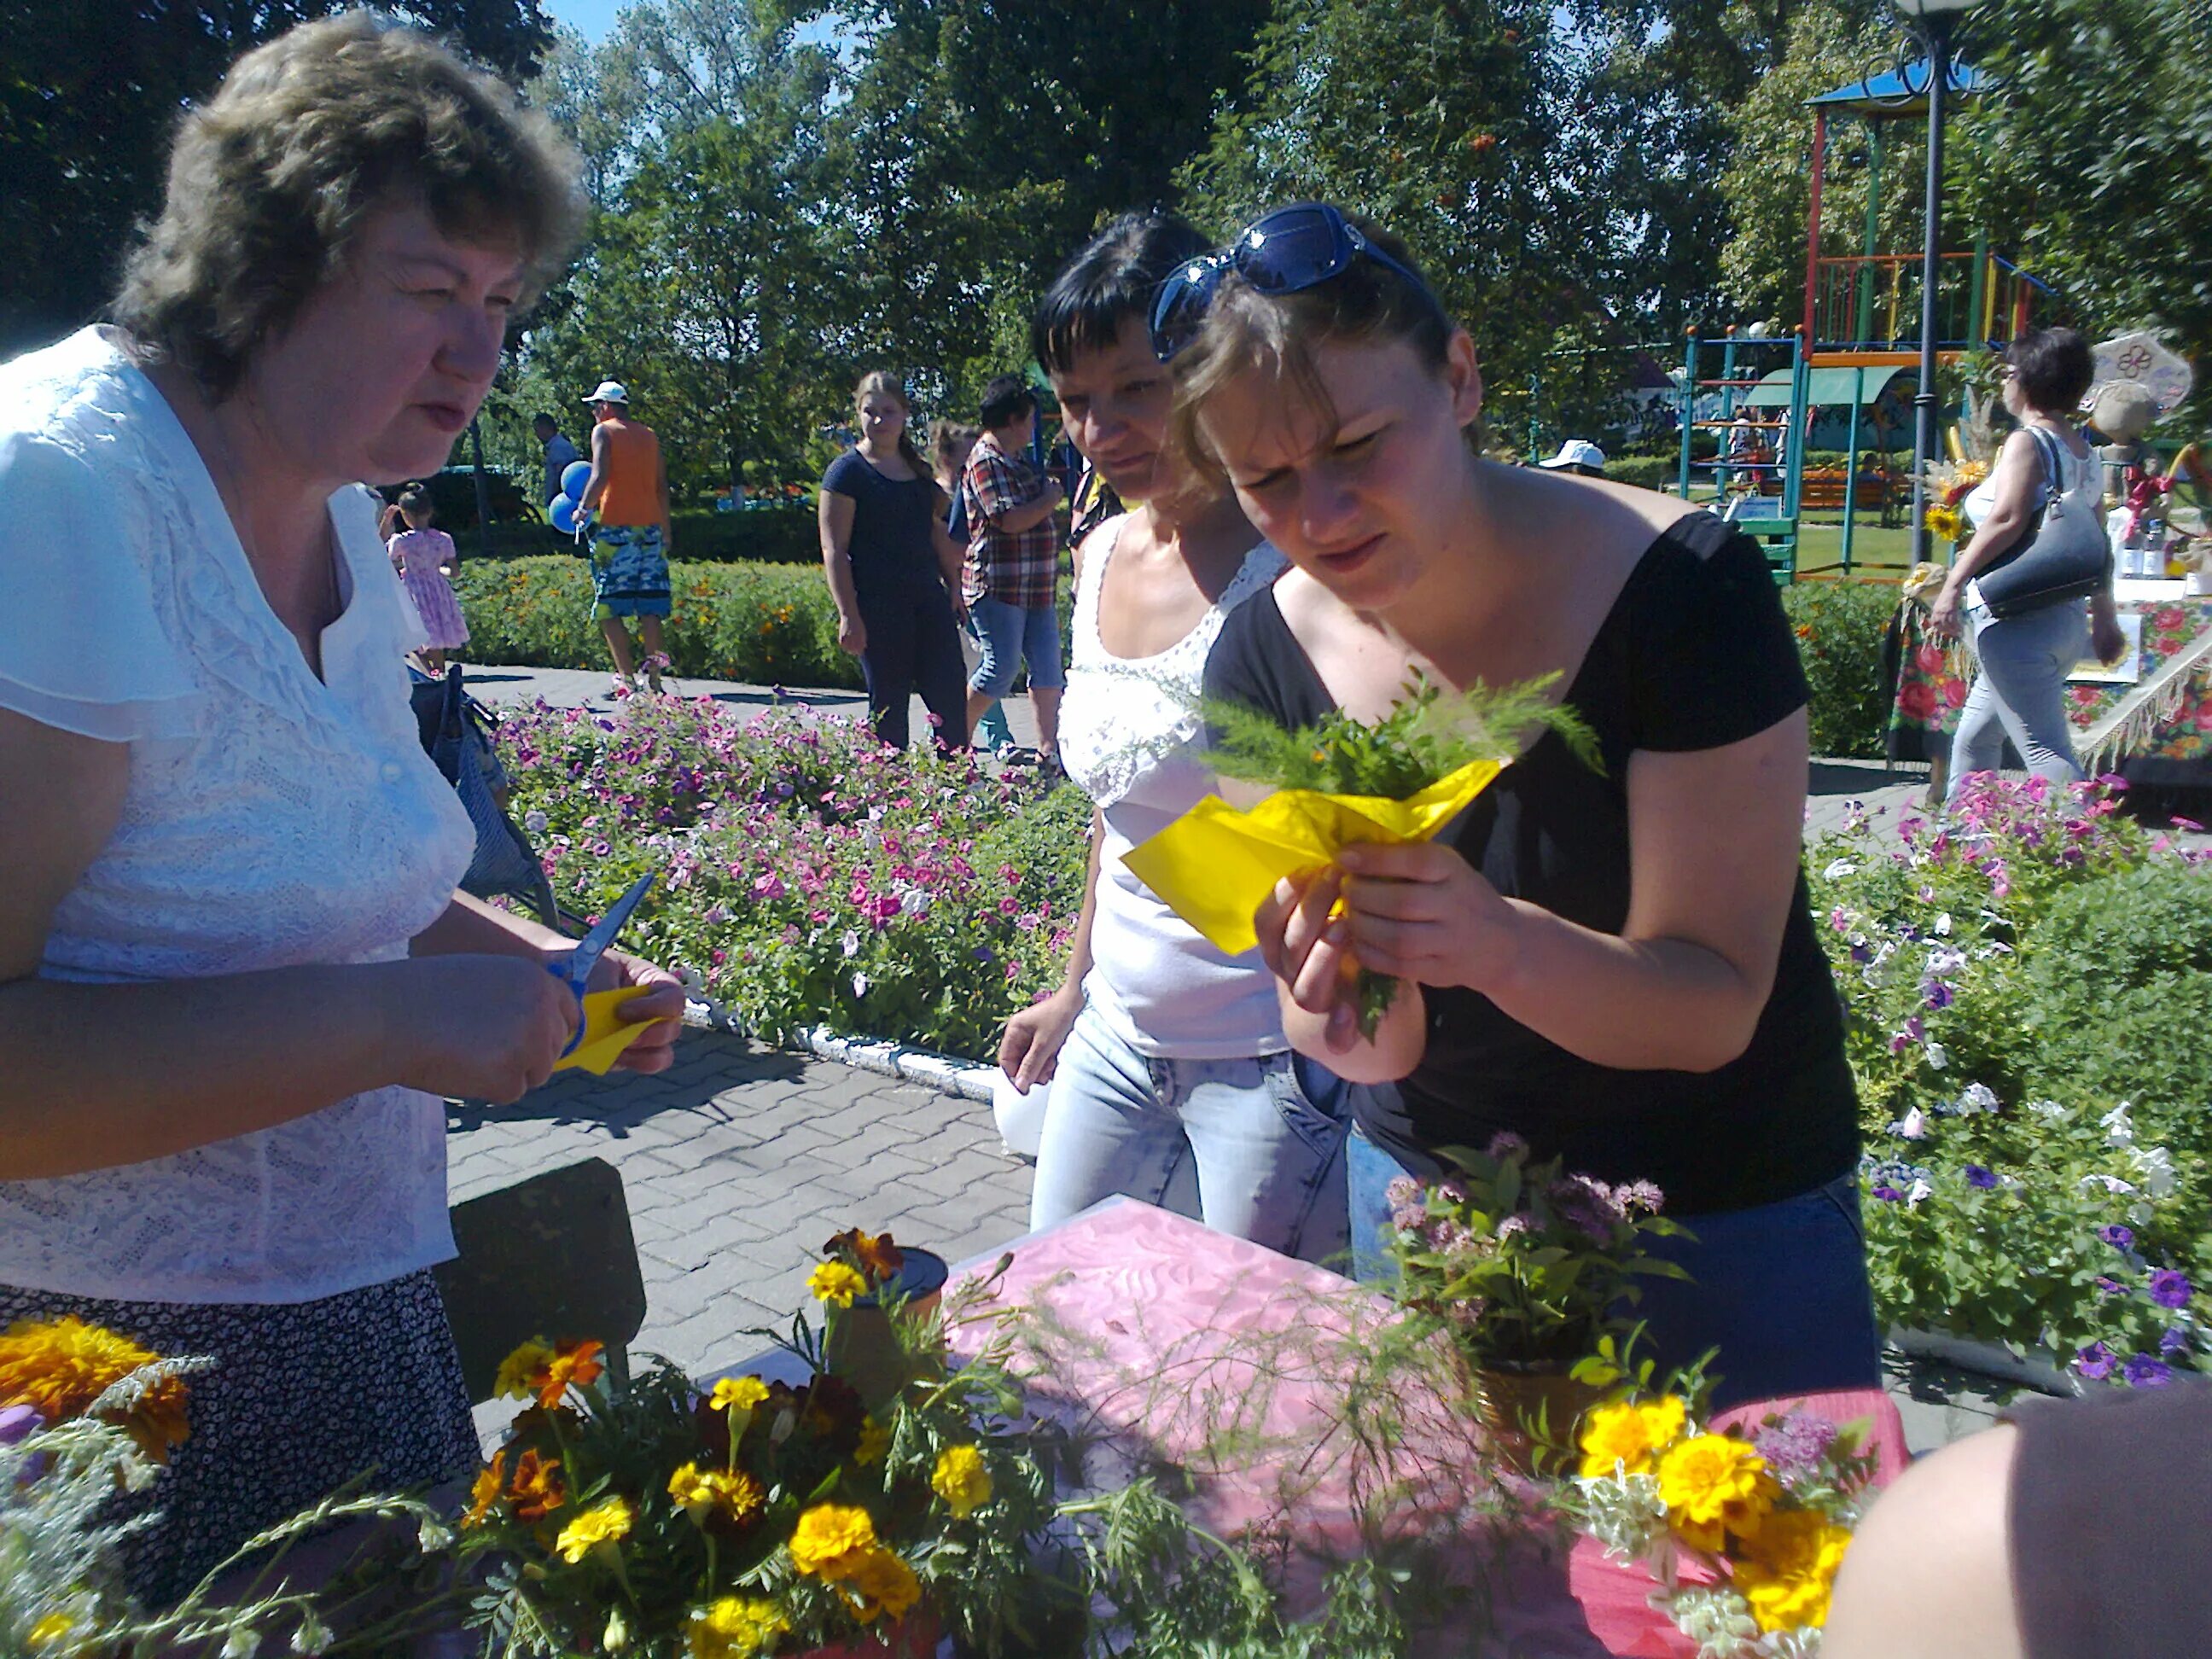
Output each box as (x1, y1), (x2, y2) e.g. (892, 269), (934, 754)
(455, 556), (862, 688)
(463, 558), (1903, 760)
(457, 504), (821, 565)
(1782, 579), (1898, 760)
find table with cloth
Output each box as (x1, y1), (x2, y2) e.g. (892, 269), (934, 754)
(735, 1198), (1906, 1657)
(1887, 578), (2212, 777)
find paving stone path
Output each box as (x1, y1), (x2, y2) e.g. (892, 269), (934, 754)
(452, 666), (2000, 1449)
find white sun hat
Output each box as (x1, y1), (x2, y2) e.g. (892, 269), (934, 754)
(582, 380), (630, 405)
(1537, 439), (1607, 471)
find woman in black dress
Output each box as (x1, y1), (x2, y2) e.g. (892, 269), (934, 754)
(818, 371), (970, 751)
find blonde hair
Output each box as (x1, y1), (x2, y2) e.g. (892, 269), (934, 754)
(852, 370), (934, 487)
(1167, 213), (1462, 486)
(114, 11), (587, 402)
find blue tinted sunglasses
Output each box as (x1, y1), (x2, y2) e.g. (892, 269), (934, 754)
(1149, 202), (1439, 362)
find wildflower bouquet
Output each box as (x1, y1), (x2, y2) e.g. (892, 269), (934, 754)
(1559, 1359), (1882, 1656)
(459, 1230), (1065, 1659)
(1126, 675), (1597, 1034)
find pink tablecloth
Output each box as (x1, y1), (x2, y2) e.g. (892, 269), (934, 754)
(947, 1198), (1906, 1659)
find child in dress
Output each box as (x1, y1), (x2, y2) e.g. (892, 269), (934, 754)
(383, 482), (469, 672)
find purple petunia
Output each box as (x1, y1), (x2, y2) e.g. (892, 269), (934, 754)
(2149, 1270), (2194, 1310)
(2075, 1342), (2117, 1380)
(2098, 1224), (2135, 1249)
(2160, 1326), (2192, 1359)
(1871, 1184), (1904, 1203)
(1965, 1165), (1998, 1189)
(2124, 1354), (2175, 1388)
(0, 1404), (37, 1446)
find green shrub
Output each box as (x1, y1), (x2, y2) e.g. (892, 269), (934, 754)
(455, 556), (862, 688)
(1603, 456), (1679, 492)
(1781, 579), (1896, 760)
(456, 505), (821, 565)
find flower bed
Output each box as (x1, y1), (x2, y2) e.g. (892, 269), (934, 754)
(1812, 775), (2212, 1388)
(496, 695), (1089, 1059)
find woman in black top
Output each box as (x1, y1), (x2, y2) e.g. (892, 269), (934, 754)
(819, 371), (970, 751)
(1170, 204), (1874, 1406)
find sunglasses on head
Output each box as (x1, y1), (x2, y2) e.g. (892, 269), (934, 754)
(1149, 202), (1441, 363)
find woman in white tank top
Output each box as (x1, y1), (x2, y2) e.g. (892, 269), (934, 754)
(1001, 213), (1350, 1261)
(1929, 329), (2128, 802)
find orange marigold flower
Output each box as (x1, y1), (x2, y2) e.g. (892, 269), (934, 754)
(0, 1316), (193, 1463)
(824, 1227), (905, 1286)
(533, 1340), (607, 1409)
(463, 1452), (507, 1528)
(507, 1447), (568, 1522)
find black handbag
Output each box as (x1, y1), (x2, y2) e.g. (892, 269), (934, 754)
(409, 665), (562, 927)
(1973, 427), (2113, 620)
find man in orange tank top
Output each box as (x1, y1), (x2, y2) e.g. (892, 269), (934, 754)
(578, 378), (673, 692)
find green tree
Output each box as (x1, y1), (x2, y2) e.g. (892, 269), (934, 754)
(0, 0), (552, 359)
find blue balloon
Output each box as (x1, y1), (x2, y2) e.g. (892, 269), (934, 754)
(548, 495), (581, 534)
(561, 460), (593, 502)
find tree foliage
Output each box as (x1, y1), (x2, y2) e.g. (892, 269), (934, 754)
(0, 0), (552, 359)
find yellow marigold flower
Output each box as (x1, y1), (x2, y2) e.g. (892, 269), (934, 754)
(1657, 1433), (1775, 1545)
(687, 1597), (790, 1659)
(1577, 1396), (1688, 1480)
(462, 1452), (506, 1528)
(1734, 1508), (1854, 1633)
(493, 1339), (556, 1402)
(712, 1376), (771, 1414)
(555, 1495), (635, 1563)
(835, 1545), (923, 1623)
(667, 1461), (765, 1524)
(931, 1445), (992, 1519)
(789, 1503), (878, 1576)
(0, 1316), (191, 1463)
(27, 1614), (73, 1647)
(855, 1416), (892, 1467)
(808, 1261), (868, 1308)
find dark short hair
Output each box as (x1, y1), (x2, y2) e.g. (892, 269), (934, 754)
(980, 374), (1036, 429)
(533, 412), (558, 430)
(113, 13), (585, 403)
(1031, 211), (1212, 375)
(2005, 327), (2095, 416)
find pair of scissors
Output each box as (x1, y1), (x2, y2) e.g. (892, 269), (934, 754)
(550, 869), (656, 1057)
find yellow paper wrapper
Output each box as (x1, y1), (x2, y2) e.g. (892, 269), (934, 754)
(552, 987), (663, 1076)
(1120, 759), (1505, 957)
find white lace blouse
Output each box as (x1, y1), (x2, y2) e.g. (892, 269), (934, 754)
(0, 328), (476, 1305)
(1057, 517), (1289, 1059)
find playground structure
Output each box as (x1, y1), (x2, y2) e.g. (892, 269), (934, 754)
(1668, 55), (2063, 582)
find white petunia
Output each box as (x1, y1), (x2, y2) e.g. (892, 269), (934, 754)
(1932, 911), (1953, 935)
(2101, 1104), (2136, 1149)
(2080, 1173), (2139, 1196)
(1959, 1082), (2000, 1115)
(2130, 1144), (2177, 1198)
(1924, 1042), (1947, 1070)
(1823, 859), (1858, 881)
(1896, 1108), (1930, 1141)
(1906, 1179), (1933, 1207)
(851, 973), (870, 998)
(841, 929), (861, 958)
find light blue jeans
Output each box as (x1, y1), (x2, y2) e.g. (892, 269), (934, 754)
(1348, 1126), (1880, 1409)
(1028, 1004), (1351, 1263)
(1947, 600), (2093, 802)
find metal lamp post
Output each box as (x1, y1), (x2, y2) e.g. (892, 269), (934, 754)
(1895, 0), (1983, 566)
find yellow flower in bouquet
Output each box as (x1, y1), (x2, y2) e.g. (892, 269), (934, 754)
(856, 1416), (893, 1466)
(809, 1261), (868, 1308)
(0, 1316), (192, 1462)
(667, 1461), (765, 1524)
(836, 1545), (923, 1622)
(1656, 1432), (1778, 1551)
(26, 1615), (73, 1648)
(555, 1494), (635, 1563)
(494, 1340), (556, 1401)
(507, 1447), (568, 1522)
(688, 1597), (789, 1659)
(1577, 1395), (1688, 1479)
(931, 1444), (992, 1517)
(1924, 503), (1966, 544)
(790, 1502), (879, 1576)
(463, 1452), (508, 1528)
(1732, 1507), (1854, 1633)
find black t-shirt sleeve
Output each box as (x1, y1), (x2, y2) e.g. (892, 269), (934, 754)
(1624, 516), (1810, 753)
(1201, 588), (1331, 736)
(820, 449), (866, 498)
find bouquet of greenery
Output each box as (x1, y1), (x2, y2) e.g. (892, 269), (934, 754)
(1558, 1343), (1883, 1656)
(1126, 673), (1597, 1037)
(1386, 1132), (1686, 1376)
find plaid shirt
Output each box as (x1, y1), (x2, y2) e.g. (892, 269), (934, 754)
(960, 431), (1060, 608)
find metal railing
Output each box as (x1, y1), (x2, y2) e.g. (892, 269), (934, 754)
(1810, 253), (2060, 354)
